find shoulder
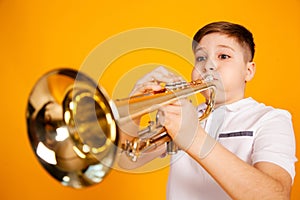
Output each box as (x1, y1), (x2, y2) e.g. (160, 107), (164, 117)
(247, 99), (297, 180)
(242, 98), (292, 122)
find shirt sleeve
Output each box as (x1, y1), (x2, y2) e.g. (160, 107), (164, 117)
(252, 109), (297, 181)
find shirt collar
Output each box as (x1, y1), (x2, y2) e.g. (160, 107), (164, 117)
(218, 97), (253, 112)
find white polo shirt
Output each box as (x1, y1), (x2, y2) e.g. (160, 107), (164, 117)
(167, 97), (297, 200)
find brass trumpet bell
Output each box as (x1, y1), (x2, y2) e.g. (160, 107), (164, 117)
(26, 69), (118, 188)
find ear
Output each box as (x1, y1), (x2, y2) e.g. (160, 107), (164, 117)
(245, 61), (256, 82)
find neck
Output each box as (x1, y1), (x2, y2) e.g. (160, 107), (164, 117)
(214, 94), (245, 108)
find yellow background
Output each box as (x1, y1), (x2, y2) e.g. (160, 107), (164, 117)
(0, 0), (299, 199)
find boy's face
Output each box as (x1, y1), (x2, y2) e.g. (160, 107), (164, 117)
(192, 33), (255, 105)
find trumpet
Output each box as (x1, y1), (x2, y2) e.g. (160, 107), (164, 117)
(26, 68), (215, 188)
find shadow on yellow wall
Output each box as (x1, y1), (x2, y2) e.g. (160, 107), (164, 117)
(0, 0), (299, 199)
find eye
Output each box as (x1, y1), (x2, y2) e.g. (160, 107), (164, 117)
(218, 54), (230, 60)
(196, 56), (207, 62)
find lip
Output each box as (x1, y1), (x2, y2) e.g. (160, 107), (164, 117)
(204, 74), (216, 82)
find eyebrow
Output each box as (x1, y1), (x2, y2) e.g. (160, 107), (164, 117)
(194, 45), (235, 53)
(217, 44), (235, 52)
(194, 46), (206, 53)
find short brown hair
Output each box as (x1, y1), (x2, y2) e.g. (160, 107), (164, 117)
(192, 21), (255, 62)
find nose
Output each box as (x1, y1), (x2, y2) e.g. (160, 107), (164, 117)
(193, 58), (216, 81)
(203, 59), (216, 72)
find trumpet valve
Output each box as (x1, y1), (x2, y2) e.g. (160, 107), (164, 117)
(165, 81), (188, 90)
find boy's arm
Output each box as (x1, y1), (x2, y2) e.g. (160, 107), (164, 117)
(190, 138), (292, 199)
(162, 99), (292, 199)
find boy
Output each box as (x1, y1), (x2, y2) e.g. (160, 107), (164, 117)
(125, 21), (297, 199)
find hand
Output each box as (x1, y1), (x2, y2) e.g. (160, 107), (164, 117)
(122, 66), (183, 136)
(130, 66), (183, 96)
(160, 99), (203, 150)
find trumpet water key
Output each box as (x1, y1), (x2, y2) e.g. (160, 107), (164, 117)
(26, 68), (216, 188)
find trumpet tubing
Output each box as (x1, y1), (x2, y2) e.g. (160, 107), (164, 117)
(26, 68), (215, 188)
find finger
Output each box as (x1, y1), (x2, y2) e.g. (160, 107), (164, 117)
(130, 82), (163, 96)
(153, 67), (183, 83)
(141, 72), (179, 84)
(161, 104), (182, 115)
(137, 67), (183, 85)
(156, 109), (165, 126)
(161, 99), (193, 116)
(169, 99), (191, 106)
